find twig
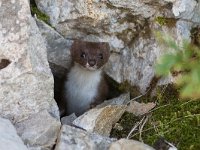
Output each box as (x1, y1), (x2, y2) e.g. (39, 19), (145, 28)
(127, 116), (145, 139)
(148, 104), (170, 113)
(139, 115), (149, 142)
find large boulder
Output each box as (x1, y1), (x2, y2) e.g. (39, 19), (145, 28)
(0, 0), (60, 149)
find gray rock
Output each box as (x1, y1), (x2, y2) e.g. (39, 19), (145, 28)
(172, 0), (199, 21)
(96, 93), (130, 108)
(34, 0), (200, 94)
(34, 0), (174, 93)
(36, 19), (72, 73)
(61, 113), (77, 125)
(126, 101), (156, 116)
(0, 117), (27, 150)
(0, 1), (61, 149)
(109, 139), (155, 150)
(72, 94), (129, 136)
(55, 125), (116, 150)
(15, 110), (61, 150)
(0, 0), (59, 122)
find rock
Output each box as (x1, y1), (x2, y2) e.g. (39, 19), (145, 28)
(126, 101), (156, 116)
(73, 93), (129, 136)
(0, 0), (60, 148)
(61, 113), (77, 125)
(34, 0), (175, 93)
(0, 117), (27, 150)
(109, 139), (155, 150)
(172, 0), (198, 21)
(34, 0), (200, 94)
(36, 19), (73, 75)
(97, 93), (130, 108)
(15, 110), (61, 150)
(55, 125), (115, 150)
(36, 19), (73, 113)
(0, 0), (59, 122)
(34, 0), (60, 26)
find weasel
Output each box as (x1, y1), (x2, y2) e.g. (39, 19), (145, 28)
(63, 40), (110, 116)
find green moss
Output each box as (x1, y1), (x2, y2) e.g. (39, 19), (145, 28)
(155, 16), (177, 28)
(116, 14), (151, 47)
(111, 84), (200, 150)
(30, 0), (50, 25)
(105, 2), (151, 46)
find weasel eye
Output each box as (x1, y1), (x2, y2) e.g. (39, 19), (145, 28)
(98, 53), (103, 59)
(80, 52), (86, 58)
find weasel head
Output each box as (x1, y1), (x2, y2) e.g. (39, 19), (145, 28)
(70, 40), (110, 71)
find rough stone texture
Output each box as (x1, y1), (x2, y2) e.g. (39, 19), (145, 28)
(126, 101), (156, 116)
(34, 0), (174, 93)
(172, 0), (200, 21)
(55, 125), (115, 150)
(109, 139), (155, 150)
(34, 0), (200, 93)
(61, 113), (77, 125)
(0, 117), (28, 150)
(96, 93), (130, 108)
(0, 0), (59, 122)
(73, 94), (129, 136)
(15, 110), (61, 150)
(36, 19), (72, 75)
(0, 0), (60, 149)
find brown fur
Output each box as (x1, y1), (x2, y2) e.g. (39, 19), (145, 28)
(70, 40), (110, 69)
(63, 40), (110, 116)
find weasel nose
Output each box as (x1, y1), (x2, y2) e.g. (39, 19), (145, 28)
(88, 60), (96, 67)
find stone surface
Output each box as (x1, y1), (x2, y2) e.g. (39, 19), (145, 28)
(34, 0), (200, 94)
(15, 110), (61, 150)
(0, 117), (27, 150)
(96, 93), (130, 108)
(0, 0), (60, 149)
(55, 125), (115, 150)
(36, 19), (72, 74)
(34, 0), (174, 93)
(73, 93), (129, 136)
(172, 0), (199, 21)
(126, 101), (156, 116)
(0, 0), (59, 122)
(109, 139), (155, 150)
(61, 113), (77, 125)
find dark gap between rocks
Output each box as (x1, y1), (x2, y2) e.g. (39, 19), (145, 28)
(0, 59), (11, 70)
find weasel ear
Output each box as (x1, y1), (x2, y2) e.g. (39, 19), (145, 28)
(102, 42), (110, 60)
(70, 40), (80, 56)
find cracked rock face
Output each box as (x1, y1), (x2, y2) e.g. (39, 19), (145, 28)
(0, 117), (28, 150)
(0, 0), (60, 149)
(34, 0), (175, 93)
(55, 125), (116, 150)
(72, 94), (129, 137)
(0, 0), (59, 122)
(35, 0), (200, 93)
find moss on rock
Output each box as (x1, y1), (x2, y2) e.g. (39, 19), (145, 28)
(30, 0), (50, 25)
(155, 16), (177, 28)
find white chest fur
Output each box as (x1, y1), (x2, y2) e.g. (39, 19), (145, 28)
(64, 64), (102, 115)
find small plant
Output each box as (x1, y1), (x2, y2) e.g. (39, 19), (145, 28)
(30, 0), (50, 25)
(155, 34), (200, 99)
